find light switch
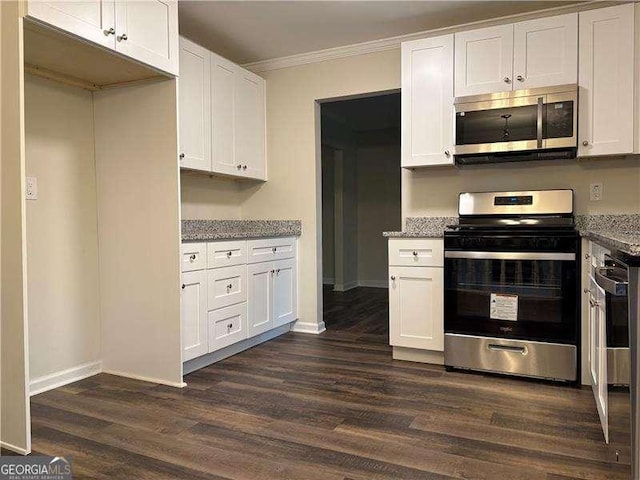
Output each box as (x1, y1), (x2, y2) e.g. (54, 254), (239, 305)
(26, 176), (38, 200)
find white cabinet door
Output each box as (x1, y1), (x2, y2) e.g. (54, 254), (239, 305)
(28, 0), (116, 49)
(578, 4), (635, 157)
(589, 280), (609, 443)
(389, 266), (444, 351)
(235, 70), (266, 180)
(114, 0), (178, 75)
(454, 24), (514, 96)
(272, 258), (297, 328)
(211, 53), (239, 176)
(401, 35), (454, 168)
(181, 270), (207, 361)
(247, 262), (273, 337)
(179, 37), (211, 171)
(513, 13), (577, 89)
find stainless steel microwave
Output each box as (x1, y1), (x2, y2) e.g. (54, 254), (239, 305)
(453, 84), (578, 165)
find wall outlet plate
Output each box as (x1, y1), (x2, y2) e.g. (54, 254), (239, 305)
(590, 182), (603, 202)
(26, 176), (38, 200)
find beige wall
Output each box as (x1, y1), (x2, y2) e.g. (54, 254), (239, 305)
(404, 156), (640, 219)
(232, 46), (640, 329)
(180, 172), (242, 220)
(1, 0), (31, 453)
(24, 75), (101, 381)
(357, 139), (401, 286)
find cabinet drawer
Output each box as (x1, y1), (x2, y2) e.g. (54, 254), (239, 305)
(207, 240), (247, 268)
(207, 265), (247, 310)
(388, 239), (444, 267)
(181, 243), (207, 272)
(247, 237), (296, 264)
(208, 302), (248, 352)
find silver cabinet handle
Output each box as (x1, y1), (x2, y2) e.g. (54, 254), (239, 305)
(590, 299), (600, 308)
(412, 251), (418, 256)
(181, 284), (186, 290)
(583, 288), (591, 294)
(179, 153), (185, 160)
(516, 75), (525, 82)
(276, 268), (281, 274)
(272, 247), (277, 253)
(226, 251), (232, 258)
(503, 77), (511, 84)
(227, 283), (233, 291)
(582, 140), (589, 146)
(189, 254), (197, 262)
(236, 165), (242, 170)
(584, 253), (591, 259)
(104, 27), (115, 36)
(444, 150), (450, 157)
(390, 275), (396, 281)
(117, 33), (128, 42)
(243, 165), (247, 170)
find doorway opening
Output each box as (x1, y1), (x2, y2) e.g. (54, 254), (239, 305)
(319, 92), (401, 337)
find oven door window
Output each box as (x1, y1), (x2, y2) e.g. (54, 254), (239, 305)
(444, 257), (577, 343)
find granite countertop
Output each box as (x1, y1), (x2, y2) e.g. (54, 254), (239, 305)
(182, 220), (302, 242)
(383, 217), (458, 238)
(576, 214), (640, 257)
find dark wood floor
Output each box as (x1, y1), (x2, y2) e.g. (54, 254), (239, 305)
(23, 286), (631, 479)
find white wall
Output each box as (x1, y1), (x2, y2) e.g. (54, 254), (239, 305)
(24, 75), (101, 381)
(181, 172), (242, 220)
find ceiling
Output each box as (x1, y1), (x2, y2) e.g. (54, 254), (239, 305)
(178, 1), (580, 65)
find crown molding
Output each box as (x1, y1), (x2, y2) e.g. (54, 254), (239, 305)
(242, 1), (616, 74)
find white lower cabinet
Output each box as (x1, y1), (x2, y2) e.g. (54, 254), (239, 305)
(389, 266), (444, 351)
(181, 238), (298, 363)
(388, 238), (445, 353)
(181, 270), (208, 362)
(208, 303), (247, 352)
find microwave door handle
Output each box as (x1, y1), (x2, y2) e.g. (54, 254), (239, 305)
(536, 96), (544, 149)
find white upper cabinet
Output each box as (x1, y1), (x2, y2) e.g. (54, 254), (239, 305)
(179, 38), (211, 171)
(114, 1), (179, 76)
(455, 15), (577, 96)
(401, 35), (454, 168)
(178, 39), (267, 180)
(578, 4), (635, 157)
(454, 24), (514, 96)
(27, 0), (178, 76)
(211, 53), (240, 176)
(235, 70), (267, 180)
(28, 0), (116, 49)
(513, 13), (577, 89)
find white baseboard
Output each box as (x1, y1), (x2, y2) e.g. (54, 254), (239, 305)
(358, 280), (388, 289)
(323, 277), (335, 285)
(100, 369), (186, 389)
(292, 320), (326, 334)
(333, 281), (358, 292)
(30, 361), (102, 396)
(392, 346), (444, 365)
(0, 441), (30, 455)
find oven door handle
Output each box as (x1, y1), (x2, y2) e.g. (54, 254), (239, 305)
(445, 251), (575, 261)
(595, 266), (628, 296)
(488, 344), (528, 355)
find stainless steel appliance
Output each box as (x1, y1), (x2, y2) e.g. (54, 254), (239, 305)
(594, 254), (630, 386)
(444, 190), (580, 382)
(454, 84), (577, 165)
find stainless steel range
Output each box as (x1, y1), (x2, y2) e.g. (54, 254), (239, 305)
(444, 190), (580, 382)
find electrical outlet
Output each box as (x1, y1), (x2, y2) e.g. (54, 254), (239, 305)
(26, 176), (38, 200)
(590, 182), (603, 202)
